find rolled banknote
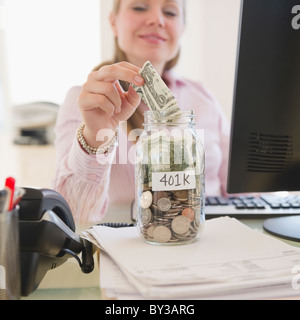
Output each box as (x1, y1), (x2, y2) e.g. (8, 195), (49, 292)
(133, 61), (182, 120)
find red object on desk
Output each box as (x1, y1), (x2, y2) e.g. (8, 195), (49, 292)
(5, 177), (16, 211)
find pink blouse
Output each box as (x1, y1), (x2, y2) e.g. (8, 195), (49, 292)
(52, 70), (230, 223)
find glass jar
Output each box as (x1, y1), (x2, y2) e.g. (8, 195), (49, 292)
(135, 111), (205, 246)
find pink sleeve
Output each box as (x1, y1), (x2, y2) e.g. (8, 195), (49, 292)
(51, 86), (115, 224)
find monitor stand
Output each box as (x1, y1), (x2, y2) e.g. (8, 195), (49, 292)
(263, 216), (300, 243)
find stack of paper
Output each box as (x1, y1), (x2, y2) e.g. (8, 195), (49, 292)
(84, 217), (300, 300)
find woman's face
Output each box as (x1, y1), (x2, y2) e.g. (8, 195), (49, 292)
(110, 0), (185, 73)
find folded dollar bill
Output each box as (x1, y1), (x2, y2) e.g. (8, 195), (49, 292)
(133, 61), (182, 120)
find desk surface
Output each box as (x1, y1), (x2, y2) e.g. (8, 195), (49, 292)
(21, 259), (102, 300)
(22, 218), (300, 300)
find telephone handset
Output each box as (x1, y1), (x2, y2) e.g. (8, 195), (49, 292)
(18, 188), (94, 297)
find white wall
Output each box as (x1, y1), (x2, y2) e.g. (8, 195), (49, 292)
(178, 0), (241, 121)
(100, 0), (241, 121)
(203, 0), (241, 121)
(2, 0), (101, 107)
(0, 0), (9, 130)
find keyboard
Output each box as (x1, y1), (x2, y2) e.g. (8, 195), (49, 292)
(205, 194), (300, 219)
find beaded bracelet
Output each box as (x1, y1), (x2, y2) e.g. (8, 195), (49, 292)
(77, 123), (119, 155)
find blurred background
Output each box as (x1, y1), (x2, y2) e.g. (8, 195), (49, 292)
(0, 0), (241, 188)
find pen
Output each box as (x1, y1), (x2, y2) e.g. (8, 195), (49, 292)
(5, 177), (16, 211)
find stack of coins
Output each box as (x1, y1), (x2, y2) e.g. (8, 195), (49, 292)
(137, 188), (204, 245)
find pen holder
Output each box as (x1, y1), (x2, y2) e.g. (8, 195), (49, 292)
(0, 207), (21, 300)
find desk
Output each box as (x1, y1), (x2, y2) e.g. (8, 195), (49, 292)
(21, 216), (300, 300)
(1, 132), (299, 300)
(21, 258), (102, 300)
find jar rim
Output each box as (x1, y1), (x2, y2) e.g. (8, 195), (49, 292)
(144, 110), (194, 117)
(144, 110), (195, 126)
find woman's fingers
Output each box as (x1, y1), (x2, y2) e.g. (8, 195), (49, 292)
(79, 91), (116, 116)
(93, 62), (144, 86)
(82, 80), (122, 113)
(126, 85), (142, 109)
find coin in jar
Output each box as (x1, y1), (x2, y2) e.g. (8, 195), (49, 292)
(153, 191), (168, 204)
(147, 225), (155, 238)
(173, 190), (189, 201)
(171, 216), (191, 235)
(140, 191), (153, 209)
(182, 208), (195, 222)
(157, 197), (172, 212)
(152, 226), (172, 243)
(141, 208), (153, 225)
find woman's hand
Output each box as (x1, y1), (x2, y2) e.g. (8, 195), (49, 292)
(78, 61), (144, 148)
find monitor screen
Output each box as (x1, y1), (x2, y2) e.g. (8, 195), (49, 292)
(227, 0), (300, 194)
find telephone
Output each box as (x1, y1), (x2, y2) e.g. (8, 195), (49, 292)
(18, 188), (94, 297)
(12, 101), (59, 145)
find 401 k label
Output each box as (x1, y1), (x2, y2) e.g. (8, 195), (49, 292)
(152, 171), (196, 192)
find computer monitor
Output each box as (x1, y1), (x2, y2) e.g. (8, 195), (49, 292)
(227, 0), (300, 241)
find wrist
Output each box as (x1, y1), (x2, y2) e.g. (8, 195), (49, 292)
(77, 123), (119, 155)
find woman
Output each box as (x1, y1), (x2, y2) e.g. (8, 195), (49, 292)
(52, 0), (229, 223)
